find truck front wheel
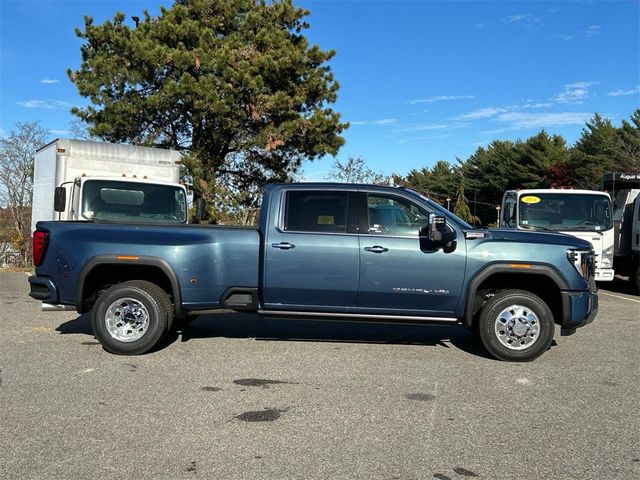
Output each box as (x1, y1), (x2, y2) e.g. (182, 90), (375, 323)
(478, 289), (554, 362)
(91, 280), (172, 355)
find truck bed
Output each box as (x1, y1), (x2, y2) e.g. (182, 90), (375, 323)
(34, 221), (260, 310)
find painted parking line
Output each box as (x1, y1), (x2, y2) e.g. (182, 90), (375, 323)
(599, 291), (640, 304)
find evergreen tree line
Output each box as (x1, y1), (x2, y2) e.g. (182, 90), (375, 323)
(397, 111), (640, 225)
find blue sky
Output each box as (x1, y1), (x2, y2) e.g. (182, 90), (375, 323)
(1, 0), (639, 181)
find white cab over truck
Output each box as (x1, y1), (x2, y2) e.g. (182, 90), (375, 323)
(602, 173), (640, 290)
(31, 139), (188, 232)
(500, 189), (614, 282)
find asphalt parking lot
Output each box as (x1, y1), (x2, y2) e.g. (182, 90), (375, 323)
(0, 272), (638, 480)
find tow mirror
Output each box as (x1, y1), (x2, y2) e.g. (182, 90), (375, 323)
(194, 197), (205, 224)
(502, 207), (510, 227)
(420, 214), (456, 252)
(427, 214), (447, 242)
(54, 187), (66, 212)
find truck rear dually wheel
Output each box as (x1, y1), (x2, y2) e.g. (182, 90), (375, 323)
(91, 280), (172, 355)
(478, 289), (554, 362)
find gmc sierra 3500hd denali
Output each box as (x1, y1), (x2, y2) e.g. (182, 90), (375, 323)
(28, 183), (598, 361)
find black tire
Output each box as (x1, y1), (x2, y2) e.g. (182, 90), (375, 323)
(478, 289), (555, 362)
(91, 280), (172, 355)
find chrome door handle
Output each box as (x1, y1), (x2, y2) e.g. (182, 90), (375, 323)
(271, 242), (295, 250)
(364, 245), (388, 253)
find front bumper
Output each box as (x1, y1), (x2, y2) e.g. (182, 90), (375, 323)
(595, 268), (614, 282)
(560, 289), (598, 334)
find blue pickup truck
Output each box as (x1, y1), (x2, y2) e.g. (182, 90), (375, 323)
(29, 183), (598, 361)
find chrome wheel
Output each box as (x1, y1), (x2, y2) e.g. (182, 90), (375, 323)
(104, 297), (150, 343)
(494, 304), (540, 350)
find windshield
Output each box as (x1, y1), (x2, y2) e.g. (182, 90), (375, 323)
(518, 193), (612, 232)
(82, 180), (187, 224)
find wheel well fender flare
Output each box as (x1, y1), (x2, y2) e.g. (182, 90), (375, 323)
(75, 255), (182, 316)
(463, 263), (568, 329)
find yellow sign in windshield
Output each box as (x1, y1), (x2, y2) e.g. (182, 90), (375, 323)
(521, 195), (541, 204)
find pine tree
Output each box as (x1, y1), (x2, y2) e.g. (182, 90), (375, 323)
(69, 0), (347, 206)
(613, 109), (640, 172)
(568, 113), (618, 188)
(453, 182), (480, 225)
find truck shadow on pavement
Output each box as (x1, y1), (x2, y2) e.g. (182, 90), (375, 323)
(599, 276), (639, 296)
(56, 311), (495, 359)
(56, 312), (524, 359)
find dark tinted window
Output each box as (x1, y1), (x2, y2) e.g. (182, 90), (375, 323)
(284, 191), (349, 233)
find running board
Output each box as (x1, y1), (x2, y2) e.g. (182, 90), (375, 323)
(257, 309), (458, 324)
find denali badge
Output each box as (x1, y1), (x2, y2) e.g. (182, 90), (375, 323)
(393, 288), (450, 295)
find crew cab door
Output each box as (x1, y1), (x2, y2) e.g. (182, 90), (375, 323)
(354, 191), (466, 316)
(262, 189), (359, 312)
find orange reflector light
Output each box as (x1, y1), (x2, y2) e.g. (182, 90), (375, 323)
(509, 264), (532, 269)
(117, 256), (139, 260)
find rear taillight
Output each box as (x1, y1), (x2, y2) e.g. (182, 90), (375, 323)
(33, 230), (48, 267)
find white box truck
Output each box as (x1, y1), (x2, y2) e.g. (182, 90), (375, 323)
(31, 139), (189, 232)
(500, 189), (615, 282)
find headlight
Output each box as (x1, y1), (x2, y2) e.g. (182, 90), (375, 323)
(600, 245), (614, 268)
(567, 249), (595, 279)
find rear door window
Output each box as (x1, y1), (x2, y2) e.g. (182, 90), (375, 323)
(284, 191), (349, 233)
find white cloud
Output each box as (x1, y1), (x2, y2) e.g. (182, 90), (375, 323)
(495, 112), (594, 129)
(350, 118), (397, 126)
(585, 25), (601, 37)
(607, 86), (640, 97)
(408, 134), (453, 142)
(17, 99), (73, 109)
(479, 127), (514, 135)
(558, 34), (573, 41)
(409, 95), (474, 105)
(393, 124), (452, 133)
(0, 128), (5, 138)
(502, 14), (541, 25)
(454, 107), (507, 121)
(40, 78), (60, 84)
(552, 81), (597, 104)
(521, 102), (554, 109)
(50, 129), (70, 136)
(476, 22), (484, 28)
(453, 101), (555, 124)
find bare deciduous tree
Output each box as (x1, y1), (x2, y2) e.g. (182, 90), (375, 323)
(0, 122), (49, 266)
(326, 156), (387, 184)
